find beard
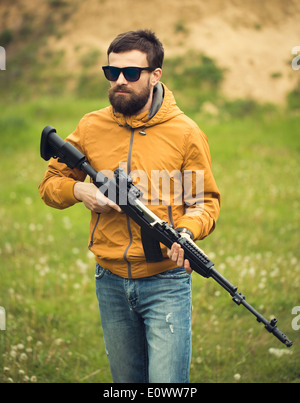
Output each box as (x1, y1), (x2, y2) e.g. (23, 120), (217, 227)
(108, 82), (151, 116)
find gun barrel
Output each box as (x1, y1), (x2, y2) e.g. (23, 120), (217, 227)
(265, 319), (293, 347)
(210, 269), (293, 348)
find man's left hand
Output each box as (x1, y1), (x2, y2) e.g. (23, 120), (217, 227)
(167, 233), (193, 274)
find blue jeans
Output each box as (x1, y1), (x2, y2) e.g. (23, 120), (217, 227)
(95, 263), (192, 383)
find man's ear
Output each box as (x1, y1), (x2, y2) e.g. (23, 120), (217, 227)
(151, 68), (162, 87)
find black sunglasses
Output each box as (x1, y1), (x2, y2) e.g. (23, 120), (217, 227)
(102, 65), (155, 82)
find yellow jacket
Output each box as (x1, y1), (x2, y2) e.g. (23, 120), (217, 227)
(39, 83), (220, 278)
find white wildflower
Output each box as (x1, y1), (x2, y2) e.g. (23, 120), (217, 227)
(10, 350), (17, 359)
(233, 373), (241, 381)
(248, 267), (256, 276)
(24, 197), (32, 205)
(5, 243), (12, 254)
(62, 216), (72, 230)
(269, 348), (293, 358)
(19, 353), (28, 361)
(76, 259), (88, 273)
(54, 338), (64, 346)
(28, 223), (36, 232)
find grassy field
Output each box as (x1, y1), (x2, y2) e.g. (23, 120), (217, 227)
(0, 95), (299, 383)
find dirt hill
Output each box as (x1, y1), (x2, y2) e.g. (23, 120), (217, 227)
(1, 0), (300, 104)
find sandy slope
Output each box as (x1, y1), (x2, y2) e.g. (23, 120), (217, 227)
(1, 0), (300, 103)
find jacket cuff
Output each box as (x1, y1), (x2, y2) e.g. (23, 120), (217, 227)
(60, 181), (81, 205)
(176, 227), (194, 240)
(175, 219), (201, 241)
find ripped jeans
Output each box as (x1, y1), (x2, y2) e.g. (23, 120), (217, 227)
(95, 263), (192, 383)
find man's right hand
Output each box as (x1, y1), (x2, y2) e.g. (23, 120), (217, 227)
(73, 182), (122, 214)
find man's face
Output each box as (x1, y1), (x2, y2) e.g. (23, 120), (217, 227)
(107, 50), (161, 116)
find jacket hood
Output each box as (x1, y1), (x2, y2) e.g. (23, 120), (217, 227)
(110, 82), (184, 130)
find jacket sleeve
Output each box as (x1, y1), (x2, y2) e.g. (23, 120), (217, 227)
(38, 117), (88, 209)
(176, 125), (221, 241)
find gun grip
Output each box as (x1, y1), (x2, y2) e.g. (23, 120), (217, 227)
(141, 227), (164, 263)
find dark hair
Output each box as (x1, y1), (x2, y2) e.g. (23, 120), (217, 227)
(107, 30), (164, 68)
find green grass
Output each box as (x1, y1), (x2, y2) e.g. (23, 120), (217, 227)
(0, 97), (299, 383)
(190, 110), (300, 383)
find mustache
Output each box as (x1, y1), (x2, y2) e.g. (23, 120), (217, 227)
(110, 85), (132, 94)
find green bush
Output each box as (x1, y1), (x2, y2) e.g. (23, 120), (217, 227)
(287, 81), (300, 110)
(0, 29), (13, 47)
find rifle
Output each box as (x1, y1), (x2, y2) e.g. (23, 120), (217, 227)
(40, 125), (293, 348)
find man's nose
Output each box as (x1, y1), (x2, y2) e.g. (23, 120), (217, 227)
(115, 71), (128, 85)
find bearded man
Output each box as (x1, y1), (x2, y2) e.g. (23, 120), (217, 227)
(39, 30), (220, 383)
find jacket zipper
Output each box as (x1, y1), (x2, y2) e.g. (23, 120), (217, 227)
(89, 213), (100, 247)
(123, 216), (133, 279)
(88, 127), (135, 274)
(168, 205), (175, 228)
(124, 128), (135, 279)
